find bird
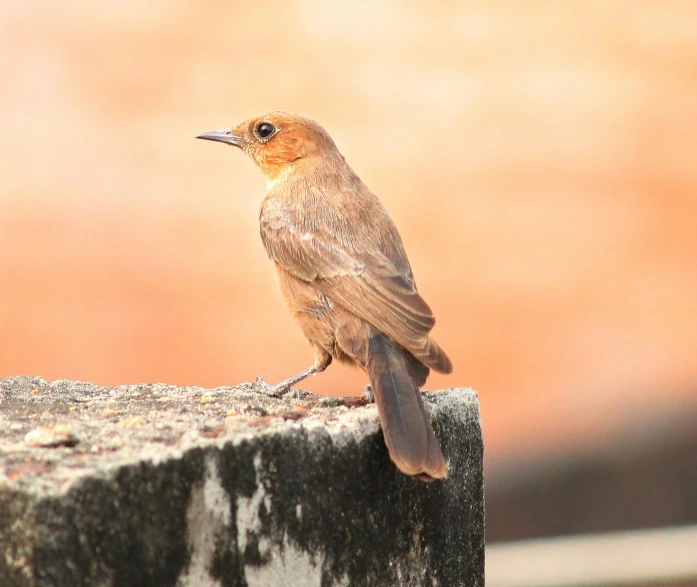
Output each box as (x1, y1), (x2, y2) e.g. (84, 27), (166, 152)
(197, 112), (452, 481)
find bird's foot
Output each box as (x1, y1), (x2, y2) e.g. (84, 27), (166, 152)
(288, 387), (310, 400)
(255, 377), (314, 400)
(255, 367), (320, 399)
(255, 377), (291, 398)
(363, 383), (374, 403)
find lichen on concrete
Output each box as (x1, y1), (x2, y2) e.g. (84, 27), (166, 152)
(0, 376), (484, 587)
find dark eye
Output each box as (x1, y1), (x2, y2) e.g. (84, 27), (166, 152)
(256, 122), (276, 140)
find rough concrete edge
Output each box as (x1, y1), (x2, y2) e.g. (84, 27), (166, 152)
(1, 381), (483, 587)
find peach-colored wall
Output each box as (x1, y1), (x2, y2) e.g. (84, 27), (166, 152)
(2, 1), (696, 468)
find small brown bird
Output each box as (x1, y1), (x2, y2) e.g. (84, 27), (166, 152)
(197, 112), (452, 480)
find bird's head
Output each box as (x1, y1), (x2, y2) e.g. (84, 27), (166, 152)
(197, 111), (341, 182)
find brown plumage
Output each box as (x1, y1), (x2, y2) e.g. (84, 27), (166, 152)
(197, 112), (452, 480)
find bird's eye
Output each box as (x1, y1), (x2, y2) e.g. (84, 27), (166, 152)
(255, 122), (276, 140)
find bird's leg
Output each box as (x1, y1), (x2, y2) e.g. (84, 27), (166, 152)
(363, 383), (374, 403)
(256, 347), (331, 398)
(256, 366), (318, 398)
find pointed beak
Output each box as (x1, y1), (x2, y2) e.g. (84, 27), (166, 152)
(195, 129), (245, 147)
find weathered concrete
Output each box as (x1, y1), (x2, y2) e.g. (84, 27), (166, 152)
(0, 376), (484, 587)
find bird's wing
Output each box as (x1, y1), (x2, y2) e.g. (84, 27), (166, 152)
(260, 220), (436, 354)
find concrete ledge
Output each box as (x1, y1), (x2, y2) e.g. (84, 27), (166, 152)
(0, 376), (483, 587)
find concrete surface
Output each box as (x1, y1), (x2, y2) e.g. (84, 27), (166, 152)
(0, 376), (483, 587)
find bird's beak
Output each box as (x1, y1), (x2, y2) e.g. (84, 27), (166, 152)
(195, 129), (245, 147)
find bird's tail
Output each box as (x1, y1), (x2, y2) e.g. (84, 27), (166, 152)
(366, 333), (448, 480)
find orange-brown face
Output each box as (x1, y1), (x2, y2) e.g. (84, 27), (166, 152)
(197, 111), (340, 180)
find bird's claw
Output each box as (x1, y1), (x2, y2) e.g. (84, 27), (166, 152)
(255, 377), (290, 398)
(363, 383), (374, 403)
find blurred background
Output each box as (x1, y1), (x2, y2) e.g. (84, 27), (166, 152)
(1, 1), (696, 584)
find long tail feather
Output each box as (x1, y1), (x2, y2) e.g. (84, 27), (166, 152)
(366, 334), (447, 480)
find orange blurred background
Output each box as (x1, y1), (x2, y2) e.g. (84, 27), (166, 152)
(2, 1), (696, 476)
